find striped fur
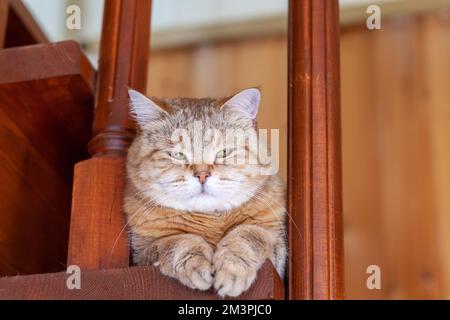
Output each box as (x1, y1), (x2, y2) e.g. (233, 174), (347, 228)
(124, 89), (286, 297)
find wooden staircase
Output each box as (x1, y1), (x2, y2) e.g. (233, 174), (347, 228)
(0, 0), (343, 300)
(0, 1), (95, 276)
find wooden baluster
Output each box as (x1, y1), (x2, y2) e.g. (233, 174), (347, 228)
(287, 0), (344, 299)
(67, 0), (151, 269)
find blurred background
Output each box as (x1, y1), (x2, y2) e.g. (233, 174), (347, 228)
(21, 0), (450, 299)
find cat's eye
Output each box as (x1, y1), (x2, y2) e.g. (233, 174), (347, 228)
(216, 148), (234, 159)
(169, 151), (186, 160)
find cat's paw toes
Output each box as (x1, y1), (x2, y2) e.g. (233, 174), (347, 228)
(213, 256), (257, 297)
(189, 260), (214, 290)
(177, 254), (214, 291)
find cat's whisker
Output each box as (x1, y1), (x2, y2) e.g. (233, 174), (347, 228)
(109, 191), (169, 258)
(253, 190), (304, 242)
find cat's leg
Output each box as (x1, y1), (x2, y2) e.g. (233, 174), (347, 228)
(213, 224), (286, 297)
(136, 234), (214, 291)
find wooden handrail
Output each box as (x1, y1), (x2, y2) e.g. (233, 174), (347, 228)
(287, 0), (344, 299)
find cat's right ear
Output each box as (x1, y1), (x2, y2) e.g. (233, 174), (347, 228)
(128, 89), (168, 127)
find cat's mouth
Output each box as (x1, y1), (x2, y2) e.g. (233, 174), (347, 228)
(195, 185), (213, 197)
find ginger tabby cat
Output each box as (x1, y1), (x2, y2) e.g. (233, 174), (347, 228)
(125, 88), (286, 297)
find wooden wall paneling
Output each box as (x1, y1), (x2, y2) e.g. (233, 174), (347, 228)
(373, 16), (442, 299)
(287, 0), (343, 299)
(340, 27), (387, 299)
(68, 0), (152, 269)
(147, 48), (196, 97)
(424, 11), (450, 299)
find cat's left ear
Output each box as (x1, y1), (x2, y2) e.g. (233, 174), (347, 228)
(220, 88), (261, 119)
(128, 89), (168, 127)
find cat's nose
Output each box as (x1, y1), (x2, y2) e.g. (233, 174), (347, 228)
(194, 171), (210, 184)
(192, 164), (212, 184)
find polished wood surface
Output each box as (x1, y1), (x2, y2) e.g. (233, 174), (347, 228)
(287, 0), (343, 299)
(0, 41), (94, 180)
(89, 0), (151, 157)
(0, 261), (283, 300)
(68, 157), (130, 269)
(0, 41), (95, 276)
(68, 0), (151, 269)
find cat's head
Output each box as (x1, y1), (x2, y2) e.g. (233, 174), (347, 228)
(126, 88), (270, 213)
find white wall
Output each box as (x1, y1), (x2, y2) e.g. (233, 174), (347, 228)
(22, 0), (67, 41)
(22, 0), (391, 42)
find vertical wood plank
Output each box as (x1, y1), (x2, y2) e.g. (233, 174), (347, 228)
(288, 0), (343, 299)
(340, 27), (386, 299)
(424, 11), (450, 299)
(373, 16), (442, 299)
(68, 0), (151, 269)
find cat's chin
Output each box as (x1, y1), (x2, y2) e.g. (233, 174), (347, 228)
(159, 192), (248, 214)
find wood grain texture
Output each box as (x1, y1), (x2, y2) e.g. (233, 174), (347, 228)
(372, 15), (442, 299)
(0, 261), (283, 300)
(0, 106), (70, 276)
(89, 0), (151, 157)
(341, 10), (450, 299)
(0, 41), (95, 276)
(424, 12), (450, 299)
(340, 27), (386, 300)
(0, 41), (95, 181)
(68, 0), (151, 270)
(287, 0), (343, 300)
(68, 157), (129, 269)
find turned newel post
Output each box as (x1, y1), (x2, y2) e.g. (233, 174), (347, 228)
(287, 0), (344, 299)
(89, 0), (151, 157)
(68, 0), (151, 269)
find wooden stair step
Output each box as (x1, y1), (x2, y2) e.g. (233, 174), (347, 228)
(0, 261), (284, 300)
(0, 40), (95, 181)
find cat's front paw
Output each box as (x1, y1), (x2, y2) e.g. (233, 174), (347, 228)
(213, 249), (258, 297)
(174, 247), (214, 291)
